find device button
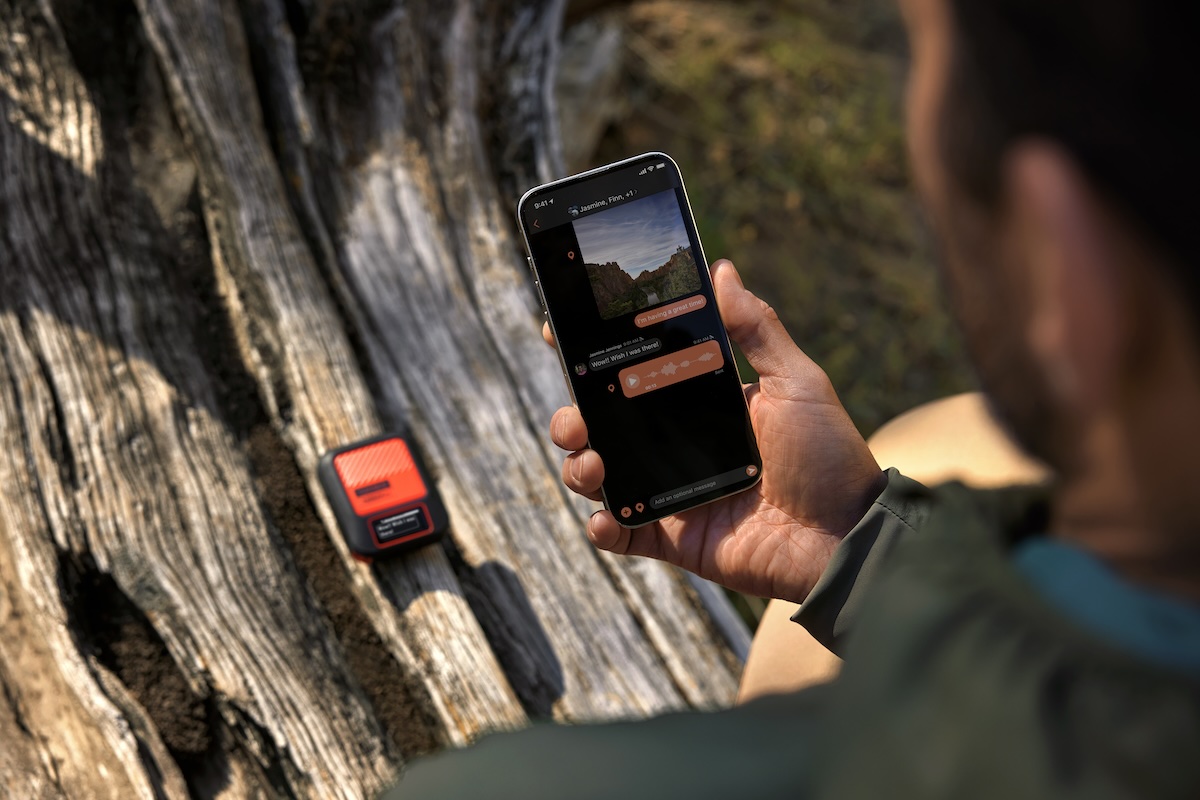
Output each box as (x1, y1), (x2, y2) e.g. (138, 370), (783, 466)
(527, 256), (534, 272)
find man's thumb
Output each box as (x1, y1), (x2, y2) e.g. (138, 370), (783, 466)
(711, 260), (808, 384)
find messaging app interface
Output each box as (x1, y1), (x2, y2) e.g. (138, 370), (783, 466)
(523, 158), (760, 524)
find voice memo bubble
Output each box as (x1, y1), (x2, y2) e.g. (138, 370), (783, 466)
(618, 340), (724, 399)
(587, 338), (663, 371)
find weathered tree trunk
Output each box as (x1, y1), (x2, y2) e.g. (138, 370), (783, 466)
(0, 1), (749, 797)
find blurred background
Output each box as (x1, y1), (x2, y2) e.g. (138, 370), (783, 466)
(561, 0), (973, 432)
(558, 0), (976, 621)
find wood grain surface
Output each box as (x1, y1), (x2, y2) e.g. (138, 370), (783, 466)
(0, 1), (749, 796)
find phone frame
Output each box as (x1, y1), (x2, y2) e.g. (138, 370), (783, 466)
(518, 152), (761, 527)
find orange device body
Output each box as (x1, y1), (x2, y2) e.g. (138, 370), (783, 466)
(318, 433), (448, 561)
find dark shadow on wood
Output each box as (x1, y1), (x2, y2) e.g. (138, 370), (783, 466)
(441, 544), (566, 720)
(246, 421), (448, 758)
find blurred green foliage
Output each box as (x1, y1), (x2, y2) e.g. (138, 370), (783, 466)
(594, 0), (975, 436)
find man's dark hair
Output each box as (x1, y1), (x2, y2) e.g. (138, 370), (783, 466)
(941, 1), (1196, 294)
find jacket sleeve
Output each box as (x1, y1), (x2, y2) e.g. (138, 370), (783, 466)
(791, 468), (932, 655)
(387, 688), (831, 799)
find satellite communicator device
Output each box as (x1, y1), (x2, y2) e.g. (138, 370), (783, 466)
(318, 432), (448, 562)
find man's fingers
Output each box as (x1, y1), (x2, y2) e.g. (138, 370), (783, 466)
(587, 511), (634, 555)
(550, 406), (589, 451)
(711, 259), (822, 392)
(561, 449), (604, 499)
(586, 512), (668, 561)
(542, 321), (555, 348)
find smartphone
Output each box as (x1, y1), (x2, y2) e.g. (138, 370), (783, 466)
(518, 152), (762, 527)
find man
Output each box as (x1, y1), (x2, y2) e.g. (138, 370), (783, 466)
(395, 0), (1200, 796)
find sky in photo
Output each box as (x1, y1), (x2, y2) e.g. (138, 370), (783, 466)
(573, 189), (691, 277)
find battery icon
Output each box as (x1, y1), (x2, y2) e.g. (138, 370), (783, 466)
(655, 163), (666, 170)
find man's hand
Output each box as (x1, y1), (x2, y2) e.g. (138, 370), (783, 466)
(548, 260), (885, 604)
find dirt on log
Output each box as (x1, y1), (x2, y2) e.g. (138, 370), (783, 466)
(0, 0), (749, 797)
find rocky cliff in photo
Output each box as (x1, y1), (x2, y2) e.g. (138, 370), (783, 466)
(586, 246), (701, 319)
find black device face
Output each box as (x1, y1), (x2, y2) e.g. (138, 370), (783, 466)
(519, 152), (761, 527)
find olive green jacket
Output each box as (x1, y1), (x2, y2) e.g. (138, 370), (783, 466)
(392, 470), (1200, 799)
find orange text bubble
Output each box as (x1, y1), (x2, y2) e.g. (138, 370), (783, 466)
(618, 340), (724, 398)
(634, 294), (708, 328)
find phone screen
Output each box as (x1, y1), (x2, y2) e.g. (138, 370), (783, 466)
(520, 153), (761, 527)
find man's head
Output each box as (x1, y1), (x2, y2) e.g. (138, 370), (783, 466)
(902, 0), (1200, 579)
(902, 0), (1199, 473)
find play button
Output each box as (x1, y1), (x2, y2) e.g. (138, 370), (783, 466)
(625, 375), (639, 388)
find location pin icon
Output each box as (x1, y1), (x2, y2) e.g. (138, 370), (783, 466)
(567, 251), (576, 260)
(608, 384), (615, 392)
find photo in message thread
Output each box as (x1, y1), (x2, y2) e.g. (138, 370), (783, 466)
(572, 189), (703, 321)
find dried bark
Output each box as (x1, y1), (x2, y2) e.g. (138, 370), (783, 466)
(0, 1), (749, 797)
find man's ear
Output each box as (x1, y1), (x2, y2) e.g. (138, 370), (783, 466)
(1000, 140), (1126, 418)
